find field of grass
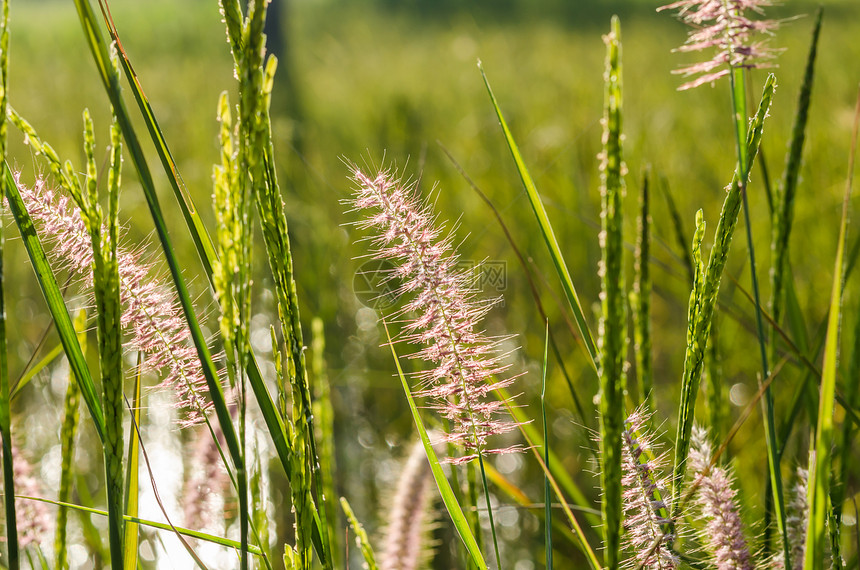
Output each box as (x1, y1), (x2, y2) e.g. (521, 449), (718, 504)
(1, 0), (859, 568)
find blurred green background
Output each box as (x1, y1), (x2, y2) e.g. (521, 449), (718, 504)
(5, 0), (860, 567)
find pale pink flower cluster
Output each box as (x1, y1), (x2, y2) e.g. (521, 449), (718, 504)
(11, 445), (51, 548)
(382, 437), (437, 570)
(183, 424), (230, 529)
(658, 0), (778, 89)
(689, 426), (753, 570)
(620, 411), (677, 569)
(17, 176), (212, 425)
(350, 168), (519, 463)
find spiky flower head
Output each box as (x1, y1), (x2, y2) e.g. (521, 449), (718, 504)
(620, 410), (677, 569)
(349, 167), (520, 463)
(658, 0), (778, 90)
(16, 175), (212, 425)
(689, 426), (753, 570)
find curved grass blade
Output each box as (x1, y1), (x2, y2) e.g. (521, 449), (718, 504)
(479, 61), (598, 373)
(10, 343), (63, 401)
(381, 320), (489, 570)
(339, 497), (379, 570)
(73, 3), (328, 561)
(3, 162), (105, 440)
(123, 367), (143, 569)
(804, 84), (860, 570)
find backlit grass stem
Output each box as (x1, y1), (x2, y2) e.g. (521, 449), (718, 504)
(597, 17), (627, 570)
(0, 0), (15, 565)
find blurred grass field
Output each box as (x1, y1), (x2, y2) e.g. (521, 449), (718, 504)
(5, 0), (860, 566)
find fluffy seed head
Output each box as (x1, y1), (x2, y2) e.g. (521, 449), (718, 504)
(620, 410), (678, 569)
(658, 0), (778, 89)
(16, 175), (212, 425)
(689, 426), (753, 570)
(349, 167), (521, 462)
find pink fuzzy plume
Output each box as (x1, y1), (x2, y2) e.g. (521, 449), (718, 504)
(620, 410), (678, 569)
(12, 445), (51, 548)
(689, 426), (753, 570)
(658, 0), (778, 90)
(350, 167), (520, 463)
(17, 175), (212, 425)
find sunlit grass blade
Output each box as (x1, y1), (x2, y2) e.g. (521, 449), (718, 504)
(0, 0), (14, 564)
(3, 162), (105, 440)
(804, 85), (860, 570)
(339, 497), (379, 570)
(382, 319), (489, 570)
(74, 2), (330, 561)
(440, 144), (591, 424)
(541, 322), (553, 569)
(54, 310), (86, 569)
(10, 344), (62, 400)
(22, 495), (262, 558)
(479, 61), (598, 373)
(495, 386), (601, 568)
(671, 74), (776, 513)
(123, 368), (142, 569)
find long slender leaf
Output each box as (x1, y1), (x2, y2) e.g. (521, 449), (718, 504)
(479, 61), (598, 373)
(382, 320), (489, 570)
(804, 85), (860, 570)
(123, 368), (142, 569)
(3, 163), (105, 440)
(74, 3), (329, 561)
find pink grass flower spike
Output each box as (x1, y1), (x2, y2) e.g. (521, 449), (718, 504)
(658, 0), (778, 90)
(350, 167), (521, 463)
(18, 175), (212, 425)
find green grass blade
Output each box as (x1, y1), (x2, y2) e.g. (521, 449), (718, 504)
(0, 0), (14, 562)
(22, 495), (262, 556)
(541, 323), (553, 570)
(123, 369), (143, 569)
(71, 0), (237, 461)
(55, 310), (87, 569)
(658, 176), (695, 283)
(382, 320), (488, 570)
(3, 162), (105, 441)
(804, 85), (859, 570)
(479, 61), (598, 372)
(339, 497), (379, 570)
(10, 343), (63, 401)
(631, 168), (653, 409)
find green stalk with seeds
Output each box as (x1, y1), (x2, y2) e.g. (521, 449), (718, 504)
(82, 106), (125, 568)
(671, 74), (776, 513)
(631, 168), (652, 410)
(597, 17), (627, 570)
(0, 0), (15, 565)
(55, 310), (87, 569)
